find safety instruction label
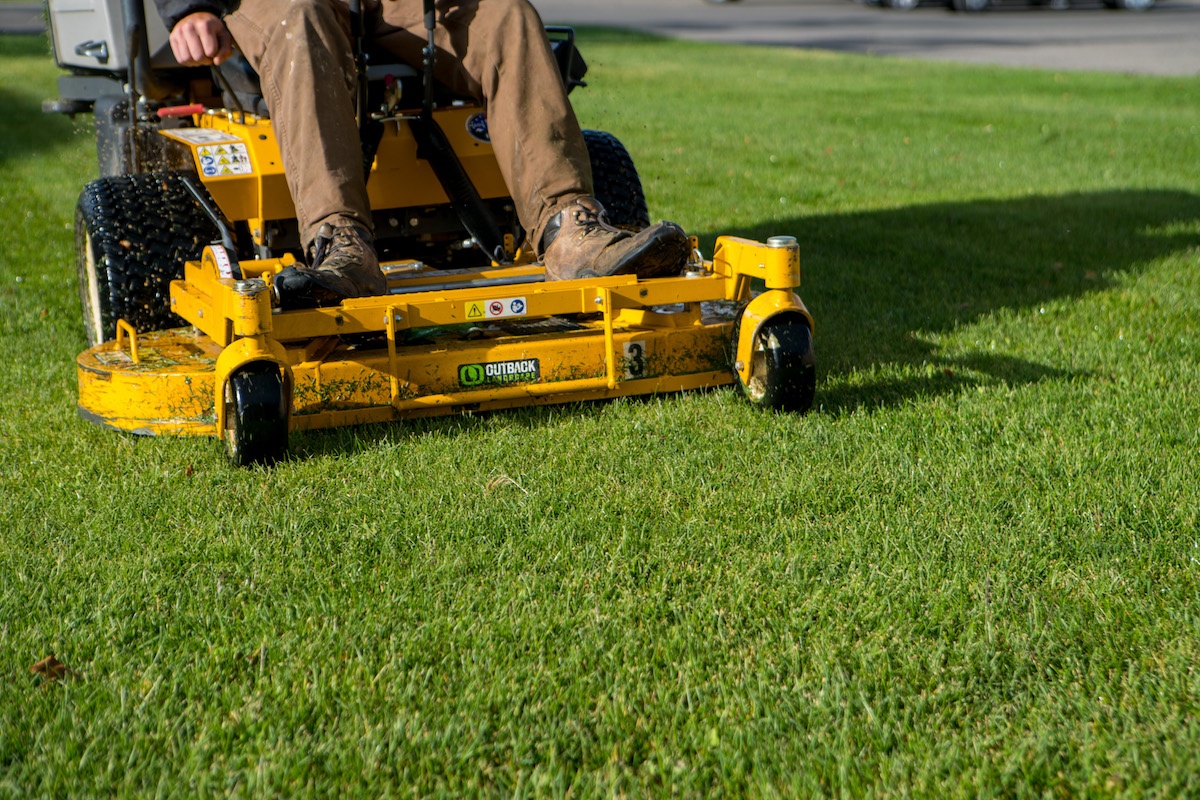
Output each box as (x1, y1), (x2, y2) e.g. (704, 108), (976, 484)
(197, 143), (253, 177)
(168, 128), (242, 145)
(465, 296), (527, 321)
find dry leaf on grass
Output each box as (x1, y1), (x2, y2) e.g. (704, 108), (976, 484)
(486, 474), (529, 495)
(30, 655), (71, 683)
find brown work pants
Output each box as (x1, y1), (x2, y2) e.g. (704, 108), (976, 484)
(224, 0), (592, 249)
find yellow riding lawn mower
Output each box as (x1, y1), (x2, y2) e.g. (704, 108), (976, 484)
(46, 0), (815, 466)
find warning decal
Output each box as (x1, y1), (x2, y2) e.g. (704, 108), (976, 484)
(459, 359), (541, 388)
(197, 143), (253, 177)
(465, 297), (526, 321)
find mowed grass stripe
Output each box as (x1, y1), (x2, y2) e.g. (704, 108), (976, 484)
(2, 29), (1199, 797)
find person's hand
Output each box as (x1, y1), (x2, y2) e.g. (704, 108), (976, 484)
(169, 11), (233, 66)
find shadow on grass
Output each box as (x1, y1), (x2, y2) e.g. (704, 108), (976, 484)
(293, 188), (1197, 458)
(0, 35), (80, 166)
(722, 188), (1199, 414)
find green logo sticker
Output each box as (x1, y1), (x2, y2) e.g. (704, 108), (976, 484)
(459, 364), (486, 386)
(458, 359), (541, 387)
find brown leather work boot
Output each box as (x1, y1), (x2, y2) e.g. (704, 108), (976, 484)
(273, 220), (388, 310)
(541, 197), (690, 281)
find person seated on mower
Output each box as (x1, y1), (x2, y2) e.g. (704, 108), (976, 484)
(157, 0), (691, 308)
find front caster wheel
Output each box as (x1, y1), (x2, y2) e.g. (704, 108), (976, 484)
(225, 362), (288, 467)
(738, 314), (816, 413)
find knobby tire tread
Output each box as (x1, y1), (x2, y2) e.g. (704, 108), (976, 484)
(76, 171), (219, 343)
(582, 130), (651, 231)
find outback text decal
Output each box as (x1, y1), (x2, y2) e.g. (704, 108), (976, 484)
(459, 359), (541, 387)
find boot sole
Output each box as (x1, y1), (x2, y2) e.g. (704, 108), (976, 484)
(610, 225), (691, 280)
(273, 265), (388, 311)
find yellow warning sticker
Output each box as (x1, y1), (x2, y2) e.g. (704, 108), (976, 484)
(466, 302), (485, 319)
(197, 143), (254, 177)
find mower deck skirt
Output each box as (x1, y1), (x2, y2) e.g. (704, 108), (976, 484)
(77, 318), (735, 436)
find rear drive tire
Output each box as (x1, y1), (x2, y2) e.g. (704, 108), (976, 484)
(75, 171), (219, 346)
(582, 129), (651, 231)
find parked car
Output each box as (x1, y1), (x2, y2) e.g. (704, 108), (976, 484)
(874, 0), (1153, 10)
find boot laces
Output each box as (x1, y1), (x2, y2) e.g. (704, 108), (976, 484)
(311, 223), (365, 271)
(572, 202), (626, 240)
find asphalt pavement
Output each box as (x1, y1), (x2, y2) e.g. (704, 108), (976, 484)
(530, 0), (1200, 75)
(0, 2), (43, 35)
(6, 0), (1200, 75)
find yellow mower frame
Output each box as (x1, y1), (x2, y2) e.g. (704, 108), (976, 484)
(54, 3), (817, 464)
(70, 45), (817, 467)
(78, 232), (814, 465)
(158, 107), (513, 251)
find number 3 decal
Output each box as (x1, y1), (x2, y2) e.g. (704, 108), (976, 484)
(624, 341), (647, 380)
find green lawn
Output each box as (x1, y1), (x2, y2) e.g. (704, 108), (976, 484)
(3, 27), (1200, 797)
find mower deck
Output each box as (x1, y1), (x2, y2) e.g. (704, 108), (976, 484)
(77, 235), (813, 462)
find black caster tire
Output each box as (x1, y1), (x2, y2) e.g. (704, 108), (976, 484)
(224, 362), (288, 467)
(738, 314), (816, 413)
(582, 129), (651, 231)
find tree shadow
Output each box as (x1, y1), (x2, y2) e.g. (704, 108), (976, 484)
(0, 35), (82, 167)
(291, 188), (1197, 456)
(719, 188), (1198, 413)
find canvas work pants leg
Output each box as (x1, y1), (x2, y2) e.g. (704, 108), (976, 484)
(224, 0), (592, 250)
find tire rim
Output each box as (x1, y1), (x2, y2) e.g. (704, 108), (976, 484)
(745, 328), (778, 403)
(223, 378), (240, 458)
(82, 232), (105, 346)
